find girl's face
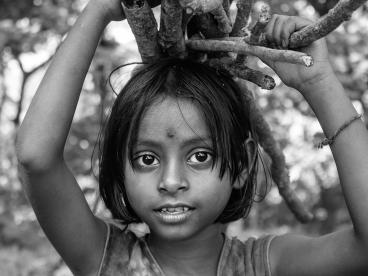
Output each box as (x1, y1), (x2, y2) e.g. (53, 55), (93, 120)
(124, 96), (234, 242)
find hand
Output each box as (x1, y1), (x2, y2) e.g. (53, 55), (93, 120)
(89, 0), (124, 22)
(262, 15), (335, 92)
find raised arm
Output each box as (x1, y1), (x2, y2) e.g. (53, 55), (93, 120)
(15, 1), (123, 274)
(262, 15), (368, 276)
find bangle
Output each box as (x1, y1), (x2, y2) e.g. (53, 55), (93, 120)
(317, 114), (363, 149)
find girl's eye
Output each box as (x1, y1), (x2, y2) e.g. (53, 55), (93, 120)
(188, 151), (212, 164)
(134, 154), (159, 168)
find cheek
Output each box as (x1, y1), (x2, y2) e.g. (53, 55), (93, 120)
(196, 173), (233, 206)
(123, 164), (144, 206)
(213, 184), (233, 206)
(124, 164), (157, 207)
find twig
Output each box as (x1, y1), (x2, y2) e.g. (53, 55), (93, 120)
(186, 11), (230, 60)
(257, 0), (368, 48)
(211, 4), (232, 34)
(178, 0), (223, 14)
(159, 0), (186, 57)
(122, 0), (161, 62)
(188, 13), (227, 38)
(222, 0), (231, 18)
(122, 0), (144, 8)
(187, 33), (208, 62)
(289, 0), (367, 48)
(230, 0), (254, 66)
(186, 39), (313, 66)
(208, 57), (275, 90)
(249, 5), (271, 45)
(237, 80), (314, 223)
(231, 0), (254, 37)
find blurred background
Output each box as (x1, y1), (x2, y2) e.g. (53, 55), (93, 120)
(1, 0), (368, 275)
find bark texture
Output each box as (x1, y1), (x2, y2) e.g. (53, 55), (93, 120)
(208, 57), (276, 90)
(159, 0), (186, 57)
(178, 0), (223, 14)
(249, 5), (271, 45)
(210, 5), (232, 34)
(289, 0), (367, 48)
(186, 39), (313, 66)
(231, 0), (253, 37)
(122, 0), (161, 62)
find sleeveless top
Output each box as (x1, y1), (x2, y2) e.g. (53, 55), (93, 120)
(98, 222), (275, 276)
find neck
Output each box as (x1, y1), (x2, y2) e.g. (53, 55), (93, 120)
(147, 224), (225, 275)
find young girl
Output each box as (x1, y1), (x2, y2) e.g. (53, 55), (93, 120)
(15, 0), (368, 275)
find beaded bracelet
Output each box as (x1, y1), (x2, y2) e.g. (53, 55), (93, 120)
(317, 114), (363, 149)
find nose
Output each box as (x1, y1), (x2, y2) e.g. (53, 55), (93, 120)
(158, 159), (189, 194)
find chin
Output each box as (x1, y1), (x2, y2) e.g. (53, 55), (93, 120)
(150, 225), (198, 242)
(148, 221), (221, 243)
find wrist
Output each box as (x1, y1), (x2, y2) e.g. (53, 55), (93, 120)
(296, 68), (338, 96)
(88, 0), (125, 23)
(86, 0), (114, 25)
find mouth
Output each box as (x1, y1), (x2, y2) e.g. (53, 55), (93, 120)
(154, 205), (195, 224)
(156, 206), (192, 213)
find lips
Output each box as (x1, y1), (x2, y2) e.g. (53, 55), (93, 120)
(154, 203), (194, 213)
(154, 203), (195, 223)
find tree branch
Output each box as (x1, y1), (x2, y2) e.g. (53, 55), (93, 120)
(122, 0), (161, 62)
(210, 4), (232, 34)
(208, 57), (275, 90)
(237, 80), (314, 223)
(188, 13), (226, 38)
(178, 0), (223, 14)
(186, 39), (314, 66)
(230, 0), (254, 67)
(257, 0), (368, 48)
(249, 4), (271, 45)
(159, 0), (186, 57)
(291, 0), (367, 48)
(231, 0), (254, 37)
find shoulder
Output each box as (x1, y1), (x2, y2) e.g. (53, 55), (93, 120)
(97, 221), (157, 276)
(229, 234), (275, 257)
(96, 220), (136, 276)
(220, 234), (275, 276)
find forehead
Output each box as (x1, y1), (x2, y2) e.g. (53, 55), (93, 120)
(137, 97), (209, 141)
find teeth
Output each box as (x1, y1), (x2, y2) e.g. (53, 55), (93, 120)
(160, 207), (190, 213)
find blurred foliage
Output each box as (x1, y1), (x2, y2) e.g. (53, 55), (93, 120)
(1, 0), (368, 274)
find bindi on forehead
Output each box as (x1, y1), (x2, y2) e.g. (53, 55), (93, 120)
(166, 128), (176, 138)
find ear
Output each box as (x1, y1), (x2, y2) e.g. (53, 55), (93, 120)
(233, 134), (257, 189)
(233, 169), (249, 189)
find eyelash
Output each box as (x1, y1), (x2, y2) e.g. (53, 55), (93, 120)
(133, 150), (213, 168)
(187, 151), (213, 164)
(133, 153), (159, 168)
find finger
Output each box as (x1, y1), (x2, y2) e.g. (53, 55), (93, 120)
(293, 16), (313, 32)
(272, 15), (284, 48)
(280, 18), (296, 49)
(264, 14), (277, 44)
(282, 17), (314, 48)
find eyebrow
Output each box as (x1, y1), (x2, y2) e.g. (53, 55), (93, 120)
(134, 136), (213, 149)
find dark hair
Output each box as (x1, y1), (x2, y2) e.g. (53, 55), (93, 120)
(99, 58), (259, 224)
